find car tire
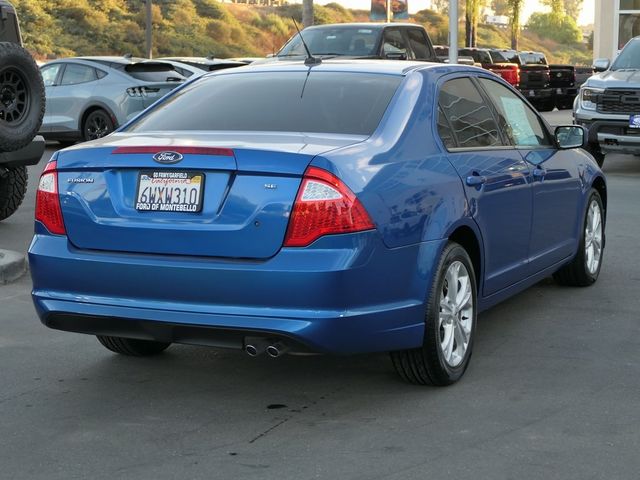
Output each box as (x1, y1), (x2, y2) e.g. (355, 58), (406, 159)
(0, 42), (45, 152)
(553, 189), (605, 287)
(537, 99), (555, 112)
(586, 142), (605, 167)
(390, 242), (477, 386)
(82, 109), (115, 142)
(0, 165), (27, 221)
(96, 335), (171, 356)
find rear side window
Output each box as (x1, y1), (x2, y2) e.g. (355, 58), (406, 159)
(438, 78), (504, 148)
(127, 72), (402, 136)
(60, 64), (97, 85)
(407, 29), (431, 60)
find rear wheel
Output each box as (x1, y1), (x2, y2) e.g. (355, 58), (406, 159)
(554, 189), (604, 286)
(536, 99), (555, 112)
(0, 166), (27, 221)
(82, 109), (114, 142)
(96, 335), (171, 356)
(390, 242), (477, 386)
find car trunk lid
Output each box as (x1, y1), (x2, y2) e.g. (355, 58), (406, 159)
(55, 132), (365, 259)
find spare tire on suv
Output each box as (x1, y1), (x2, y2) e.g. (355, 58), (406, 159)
(0, 41), (45, 151)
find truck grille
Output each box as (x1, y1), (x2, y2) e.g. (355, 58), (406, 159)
(597, 89), (640, 114)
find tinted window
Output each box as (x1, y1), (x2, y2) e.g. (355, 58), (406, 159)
(478, 78), (552, 147)
(127, 72), (401, 136)
(519, 53), (547, 65)
(277, 27), (379, 57)
(490, 50), (518, 63)
(437, 106), (456, 149)
(382, 29), (408, 58)
(438, 78), (504, 148)
(40, 64), (62, 87)
(460, 49), (492, 64)
(407, 29), (431, 60)
(60, 64), (97, 85)
(124, 63), (185, 82)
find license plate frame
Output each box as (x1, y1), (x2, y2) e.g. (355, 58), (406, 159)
(135, 170), (205, 213)
(629, 115), (640, 129)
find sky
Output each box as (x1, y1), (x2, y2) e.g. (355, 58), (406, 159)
(311, 0), (596, 26)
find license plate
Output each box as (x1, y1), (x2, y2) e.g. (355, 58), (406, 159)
(135, 171), (204, 213)
(629, 115), (640, 129)
(529, 90), (535, 97)
(556, 88), (563, 95)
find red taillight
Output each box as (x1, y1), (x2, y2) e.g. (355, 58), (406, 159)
(35, 161), (66, 235)
(283, 166), (374, 247)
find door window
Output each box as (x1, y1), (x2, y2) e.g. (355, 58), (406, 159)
(382, 29), (408, 59)
(478, 78), (552, 147)
(60, 64), (97, 86)
(406, 29), (431, 60)
(40, 64), (62, 87)
(438, 78), (504, 148)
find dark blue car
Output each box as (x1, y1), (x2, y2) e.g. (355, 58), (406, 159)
(29, 60), (606, 385)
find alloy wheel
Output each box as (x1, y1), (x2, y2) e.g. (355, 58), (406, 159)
(585, 199), (603, 275)
(438, 260), (474, 367)
(0, 67), (29, 124)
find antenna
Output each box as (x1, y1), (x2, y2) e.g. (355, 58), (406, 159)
(292, 18), (321, 66)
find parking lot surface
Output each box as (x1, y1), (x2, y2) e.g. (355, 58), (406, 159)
(1, 111), (639, 479)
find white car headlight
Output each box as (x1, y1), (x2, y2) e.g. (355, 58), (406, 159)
(580, 87), (604, 111)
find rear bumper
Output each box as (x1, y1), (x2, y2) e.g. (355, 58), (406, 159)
(29, 231), (441, 354)
(519, 87), (553, 100)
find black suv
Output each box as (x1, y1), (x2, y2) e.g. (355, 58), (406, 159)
(0, 0), (45, 221)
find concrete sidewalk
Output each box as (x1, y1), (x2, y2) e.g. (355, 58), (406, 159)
(0, 249), (26, 284)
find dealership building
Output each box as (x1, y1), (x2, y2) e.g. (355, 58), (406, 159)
(594, 0), (640, 59)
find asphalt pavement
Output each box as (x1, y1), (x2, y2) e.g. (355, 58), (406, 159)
(1, 112), (639, 479)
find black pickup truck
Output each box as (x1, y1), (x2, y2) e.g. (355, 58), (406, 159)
(0, 0), (45, 221)
(489, 49), (554, 111)
(549, 64), (593, 110)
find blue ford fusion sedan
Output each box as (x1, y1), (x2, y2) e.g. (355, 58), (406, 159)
(29, 60), (606, 385)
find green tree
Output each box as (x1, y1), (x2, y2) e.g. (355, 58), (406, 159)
(492, 0), (509, 15)
(527, 12), (583, 44)
(563, 0), (584, 19)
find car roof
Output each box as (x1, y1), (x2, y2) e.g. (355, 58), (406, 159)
(206, 59), (470, 77)
(303, 22), (421, 31)
(160, 56), (244, 66)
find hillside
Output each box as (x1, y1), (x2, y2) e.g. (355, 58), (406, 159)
(12, 0), (591, 64)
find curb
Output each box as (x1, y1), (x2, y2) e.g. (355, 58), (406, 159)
(0, 249), (27, 285)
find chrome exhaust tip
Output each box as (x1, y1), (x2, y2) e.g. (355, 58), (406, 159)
(244, 337), (269, 357)
(266, 342), (289, 358)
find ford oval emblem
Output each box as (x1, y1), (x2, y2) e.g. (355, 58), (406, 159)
(153, 151), (184, 164)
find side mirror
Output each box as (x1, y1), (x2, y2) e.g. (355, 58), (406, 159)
(266, 53), (275, 58)
(385, 52), (408, 61)
(593, 58), (610, 72)
(555, 125), (587, 149)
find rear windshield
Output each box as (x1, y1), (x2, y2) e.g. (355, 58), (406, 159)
(123, 63), (185, 82)
(126, 71), (402, 136)
(611, 38), (640, 70)
(277, 27), (379, 57)
(491, 50), (518, 63)
(460, 49), (492, 64)
(519, 53), (547, 65)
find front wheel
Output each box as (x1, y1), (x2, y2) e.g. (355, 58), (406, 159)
(97, 336), (171, 356)
(391, 242), (477, 386)
(554, 189), (605, 286)
(82, 109), (114, 142)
